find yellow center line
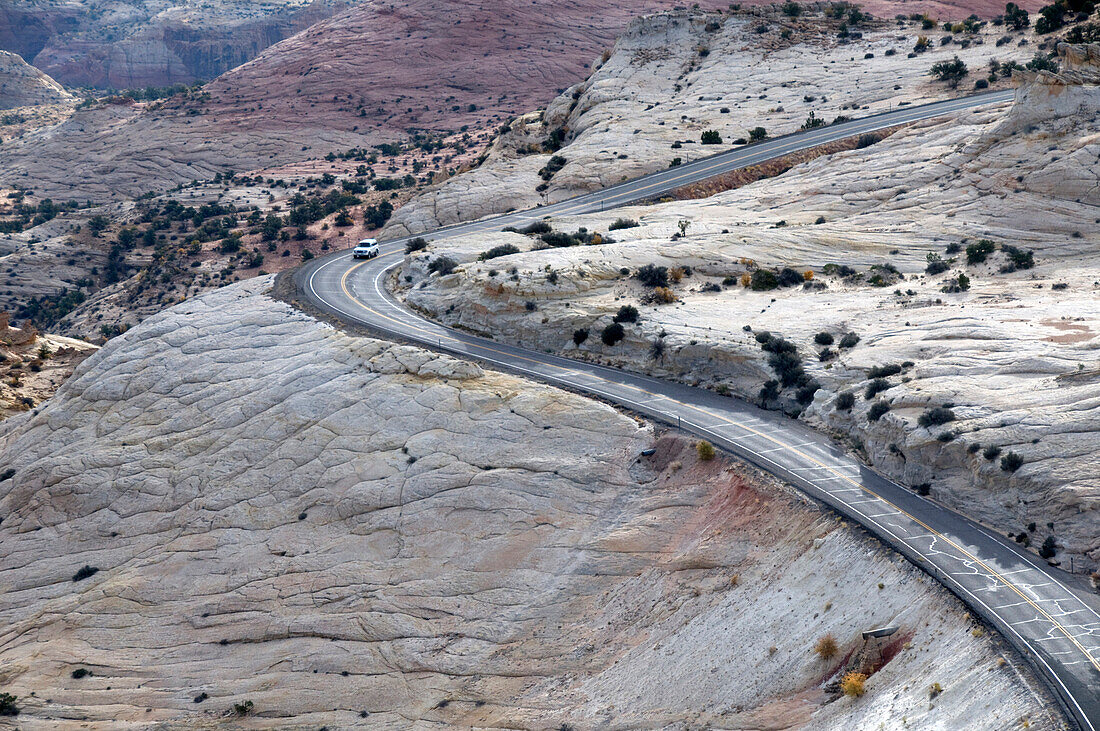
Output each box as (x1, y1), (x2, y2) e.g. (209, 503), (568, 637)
(333, 253), (1100, 674)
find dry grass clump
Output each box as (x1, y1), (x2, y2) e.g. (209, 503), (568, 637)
(696, 440), (716, 461)
(841, 671), (867, 697)
(814, 633), (839, 660)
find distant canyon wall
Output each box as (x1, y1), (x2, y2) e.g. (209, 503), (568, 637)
(0, 1), (343, 89)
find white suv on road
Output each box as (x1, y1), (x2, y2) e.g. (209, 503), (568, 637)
(353, 239), (379, 259)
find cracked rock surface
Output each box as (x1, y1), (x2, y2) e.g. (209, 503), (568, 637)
(0, 49), (72, 110)
(0, 278), (1058, 728)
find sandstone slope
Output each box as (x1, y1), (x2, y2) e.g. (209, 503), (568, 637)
(0, 0), (736, 202)
(0, 50), (73, 110)
(2, 0), (1040, 90)
(0, 0), (1045, 203)
(397, 43), (1100, 569)
(0, 277), (1059, 728)
(384, 6), (1042, 237)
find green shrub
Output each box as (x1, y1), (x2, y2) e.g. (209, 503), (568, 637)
(428, 256), (457, 276)
(363, 200), (394, 228)
(405, 237), (429, 253)
(478, 244), (520, 261)
(572, 328), (589, 345)
(748, 127), (768, 141)
(601, 322), (625, 346)
(814, 332), (834, 346)
(1035, 3), (1065, 34)
(836, 391), (856, 410)
(777, 268), (804, 287)
(609, 218), (639, 231)
(760, 379), (780, 402)
(760, 336), (796, 355)
(796, 381), (821, 405)
(233, 700), (255, 717)
(839, 332), (860, 349)
(925, 253), (951, 275)
(983, 445), (1002, 460)
(0, 693), (18, 717)
(919, 406), (956, 427)
(636, 264), (669, 287)
(1001, 245), (1035, 272)
(966, 239), (996, 264)
(539, 231), (581, 248)
(868, 401), (891, 421)
(613, 305), (639, 323)
(1005, 2), (1030, 28)
(697, 441), (716, 460)
(1039, 535), (1057, 558)
(768, 351), (804, 388)
(867, 364), (902, 378)
(941, 272), (970, 293)
(750, 269), (779, 291)
(930, 56), (969, 87)
(865, 378), (892, 400)
(1001, 451), (1024, 472)
(801, 111), (826, 130)
(72, 565), (99, 582)
(701, 130), (723, 144)
(538, 155), (568, 181)
(520, 221), (552, 235)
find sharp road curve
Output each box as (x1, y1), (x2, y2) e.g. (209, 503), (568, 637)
(294, 89), (1100, 730)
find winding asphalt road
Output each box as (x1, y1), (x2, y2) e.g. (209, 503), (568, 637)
(294, 89), (1100, 730)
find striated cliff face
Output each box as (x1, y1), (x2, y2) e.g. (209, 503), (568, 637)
(29, 2), (343, 89)
(398, 45), (1100, 569)
(0, 50), (73, 110)
(998, 41), (1100, 133)
(0, 278), (1060, 728)
(0, 0), (345, 90)
(0, 2), (78, 65)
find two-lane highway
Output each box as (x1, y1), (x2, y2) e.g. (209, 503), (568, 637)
(293, 89), (1100, 730)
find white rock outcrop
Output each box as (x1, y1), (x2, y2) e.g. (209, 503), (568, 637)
(998, 41), (1100, 133)
(0, 278), (1059, 727)
(399, 47), (1100, 568)
(0, 50), (73, 110)
(384, 9), (1038, 237)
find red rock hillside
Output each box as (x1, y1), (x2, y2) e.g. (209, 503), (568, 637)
(0, 0), (1043, 201)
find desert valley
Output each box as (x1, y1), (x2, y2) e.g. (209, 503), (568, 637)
(0, 0), (1097, 728)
